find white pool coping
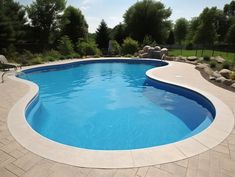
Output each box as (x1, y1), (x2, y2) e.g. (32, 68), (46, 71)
(7, 58), (234, 168)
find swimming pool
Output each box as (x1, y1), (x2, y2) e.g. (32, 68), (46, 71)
(19, 59), (215, 150)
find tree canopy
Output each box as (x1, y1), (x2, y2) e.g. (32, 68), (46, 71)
(27, 0), (66, 49)
(124, 0), (172, 43)
(61, 6), (88, 45)
(96, 20), (110, 51)
(0, 0), (26, 49)
(174, 18), (188, 45)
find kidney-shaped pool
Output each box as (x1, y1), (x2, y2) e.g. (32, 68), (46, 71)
(18, 59), (215, 150)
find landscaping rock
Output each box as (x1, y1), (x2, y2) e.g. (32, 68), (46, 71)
(151, 51), (161, 59)
(223, 79), (233, 86)
(204, 66), (213, 75)
(195, 63), (208, 69)
(219, 69), (232, 79)
(209, 76), (216, 80)
(212, 71), (222, 78)
(139, 45), (168, 59)
(143, 45), (151, 53)
(211, 56), (225, 63)
(161, 48), (168, 55)
(216, 76), (226, 83)
(231, 83), (235, 89)
(139, 53), (149, 58)
(187, 56), (197, 61)
(0, 55), (7, 63)
(138, 50), (144, 54)
(154, 46), (161, 51)
(165, 56), (174, 61)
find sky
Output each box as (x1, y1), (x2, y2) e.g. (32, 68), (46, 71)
(18, 0), (232, 33)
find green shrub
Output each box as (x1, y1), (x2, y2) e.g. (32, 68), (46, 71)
(203, 56), (210, 61)
(185, 42), (193, 50)
(30, 55), (43, 65)
(108, 40), (121, 55)
(43, 50), (62, 61)
(142, 35), (156, 47)
(209, 61), (217, 68)
(122, 37), (139, 55)
(222, 61), (231, 69)
(15, 50), (34, 65)
(230, 72), (235, 80)
(57, 35), (74, 55)
(77, 39), (101, 56)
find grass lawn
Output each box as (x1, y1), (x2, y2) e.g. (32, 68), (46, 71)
(169, 49), (235, 63)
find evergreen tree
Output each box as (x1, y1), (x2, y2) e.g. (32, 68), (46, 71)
(96, 20), (110, 51)
(0, 0), (26, 50)
(166, 30), (175, 45)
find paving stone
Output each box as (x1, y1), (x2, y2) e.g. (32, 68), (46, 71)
(13, 153), (43, 171)
(197, 169), (210, 177)
(87, 169), (116, 177)
(160, 163), (186, 177)
(49, 163), (89, 177)
(174, 159), (188, 168)
(0, 150), (12, 164)
(0, 157), (16, 167)
(5, 163), (25, 176)
(0, 167), (17, 177)
(186, 168), (197, 177)
(213, 144), (230, 155)
(21, 159), (54, 177)
(136, 167), (149, 177)
(146, 167), (172, 177)
(113, 168), (138, 177)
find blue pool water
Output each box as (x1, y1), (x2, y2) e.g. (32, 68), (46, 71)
(19, 59), (215, 150)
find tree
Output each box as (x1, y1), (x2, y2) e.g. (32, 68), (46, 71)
(226, 24), (235, 44)
(61, 6), (88, 45)
(166, 30), (175, 45)
(224, 1), (235, 17)
(96, 20), (110, 51)
(0, 0), (26, 50)
(124, 0), (171, 43)
(194, 7), (218, 46)
(174, 18), (188, 45)
(27, 0), (66, 50)
(111, 23), (126, 44)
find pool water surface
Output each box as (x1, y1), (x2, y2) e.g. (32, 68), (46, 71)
(19, 60), (215, 150)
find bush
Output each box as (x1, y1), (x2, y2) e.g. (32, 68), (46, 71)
(185, 42), (193, 50)
(230, 72), (235, 80)
(122, 37), (139, 55)
(209, 61), (217, 68)
(203, 56), (210, 61)
(222, 61), (231, 69)
(108, 40), (121, 55)
(76, 39), (101, 56)
(142, 35), (156, 47)
(57, 35), (74, 55)
(43, 50), (62, 61)
(30, 56), (43, 65)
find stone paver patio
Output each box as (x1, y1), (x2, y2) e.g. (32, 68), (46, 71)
(0, 60), (235, 177)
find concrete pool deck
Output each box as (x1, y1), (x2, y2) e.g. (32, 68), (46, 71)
(0, 59), (235, 176)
